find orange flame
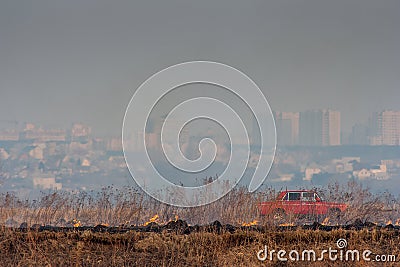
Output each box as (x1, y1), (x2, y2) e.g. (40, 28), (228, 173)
(242, 220), (258, 227)
(72, 219), (81, 227)
(386, 220), (393, 225)
(395, 218), (400, 226)
(144, 214), (159, 226)
(321, 217), (330, 226)
(175, 215), (179, 222)
(278, 222), (295, 227)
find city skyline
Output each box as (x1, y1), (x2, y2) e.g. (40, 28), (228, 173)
(1, 107), (400, 147)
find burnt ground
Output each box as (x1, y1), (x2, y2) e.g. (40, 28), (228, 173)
(9, 219), (400, 234)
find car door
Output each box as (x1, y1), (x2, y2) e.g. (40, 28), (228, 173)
(284, 192), (301, 214)
(313, 192), (326, 215)
(301, 192), (316, 215)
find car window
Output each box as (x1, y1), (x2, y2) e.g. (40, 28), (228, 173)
(302, 192), (315, 201)
(315, 193), (323, 201)
(282, 193), (288, 200)
(288, 192), (301, 201)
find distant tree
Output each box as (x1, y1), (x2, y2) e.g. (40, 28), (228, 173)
(38, 161), (45, 172)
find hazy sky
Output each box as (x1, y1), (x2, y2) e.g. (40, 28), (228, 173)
(1, 0), (399, 136)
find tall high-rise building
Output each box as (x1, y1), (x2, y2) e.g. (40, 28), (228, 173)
(274, 111), (299, 146)
(299, 109), (341, 146)
(381, 110), (400, 145)
(324, 110), (341, 146)
(369, 110), (400, 145)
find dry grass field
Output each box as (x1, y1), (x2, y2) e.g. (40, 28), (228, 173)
(0, 181), (399, 266)
(0, 227), (399, 266)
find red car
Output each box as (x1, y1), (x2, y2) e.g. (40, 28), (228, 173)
(259, 190), (347, 219)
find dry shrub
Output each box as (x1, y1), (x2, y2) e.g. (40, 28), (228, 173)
(0, 180), (399, 227)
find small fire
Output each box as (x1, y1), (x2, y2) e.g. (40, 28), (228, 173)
(386, 220), (393, 226)
(395, 219), (400, 226)
(175, 215), (179, 222)
(278, 222), (295, 227)
(242, 220), (258, 227)
(144, 214), (159, 226)
(321, 217), (330, 226)
(72, 219), (81, 228)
